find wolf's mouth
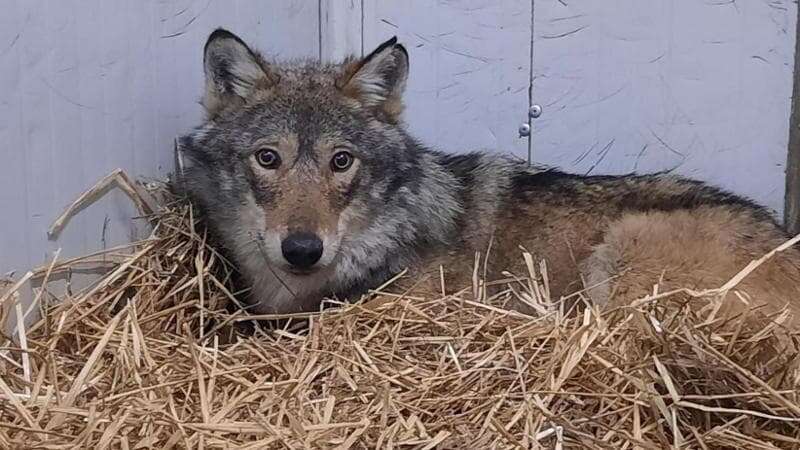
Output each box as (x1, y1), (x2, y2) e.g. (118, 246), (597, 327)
(285, 266), (319, 276)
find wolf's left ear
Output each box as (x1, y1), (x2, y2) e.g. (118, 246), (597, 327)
(202, 28), (276, 116)
(337, 36), (409, 121)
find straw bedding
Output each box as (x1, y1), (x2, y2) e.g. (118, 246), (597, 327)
(1, 172), (800, 449)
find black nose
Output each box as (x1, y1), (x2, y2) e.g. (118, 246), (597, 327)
(281, 232), (323, 269)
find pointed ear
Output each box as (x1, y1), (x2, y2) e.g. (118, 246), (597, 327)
(202, 28), (276, 115)
(337, 36), (409, 122)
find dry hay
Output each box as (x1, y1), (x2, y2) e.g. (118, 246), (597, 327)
(1, 171), (800, 449)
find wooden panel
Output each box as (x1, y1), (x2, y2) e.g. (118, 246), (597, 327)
(361, 0), (533, 159)
(0, 0), (32, 273)
(532, 0), (797, 215)
(0, 0), (321, 275)
(785, 2), (800, 233)
(320, 0), (363, 62)
(3, 0), (798, 279)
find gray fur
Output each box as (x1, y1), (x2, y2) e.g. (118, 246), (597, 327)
(179, 28), (790, 316)
(179, 29), (484, 313)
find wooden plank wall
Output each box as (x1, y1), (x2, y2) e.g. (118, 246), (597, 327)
(1, 0), (798, 279)
(0, 0), (321, 276)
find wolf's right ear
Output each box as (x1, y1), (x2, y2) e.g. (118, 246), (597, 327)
(202, 28), (276, 116)
(337, 36), (409, 122)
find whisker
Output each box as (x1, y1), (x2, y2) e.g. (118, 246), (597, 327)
(250, 231), (298, 299)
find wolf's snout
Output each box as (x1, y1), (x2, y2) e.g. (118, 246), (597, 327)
(281, 232), (324, 269)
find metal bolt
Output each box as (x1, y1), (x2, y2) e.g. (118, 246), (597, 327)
(529, 104), (543, 118)
(518, 123), (531, 137)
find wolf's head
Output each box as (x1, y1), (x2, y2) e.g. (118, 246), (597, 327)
(179, 29), (460, 313)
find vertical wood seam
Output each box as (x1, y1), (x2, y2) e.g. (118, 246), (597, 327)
(785, 2), (800, 233)
(317, 0), (323, 61)
(526, 0), (535, 165)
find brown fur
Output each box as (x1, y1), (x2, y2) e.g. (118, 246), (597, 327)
(409, 183), (800, 327)
(250, 133), (360, 242)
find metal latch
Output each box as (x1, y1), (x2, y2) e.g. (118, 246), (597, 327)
(518, 104), (542, 137)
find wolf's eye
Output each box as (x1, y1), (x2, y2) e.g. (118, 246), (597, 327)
(256, 149), (281, 169)
(331, 151), (354, 172)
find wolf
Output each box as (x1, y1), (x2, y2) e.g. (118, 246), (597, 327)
(179, 28), (800, 324)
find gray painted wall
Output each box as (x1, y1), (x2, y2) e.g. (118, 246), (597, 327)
(0, 0), (320, 275)
(532, 1), (797, 216)
(1, 0), (797, 277)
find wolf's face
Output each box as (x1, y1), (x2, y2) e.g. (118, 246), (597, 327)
(180, 29), (451, 312)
